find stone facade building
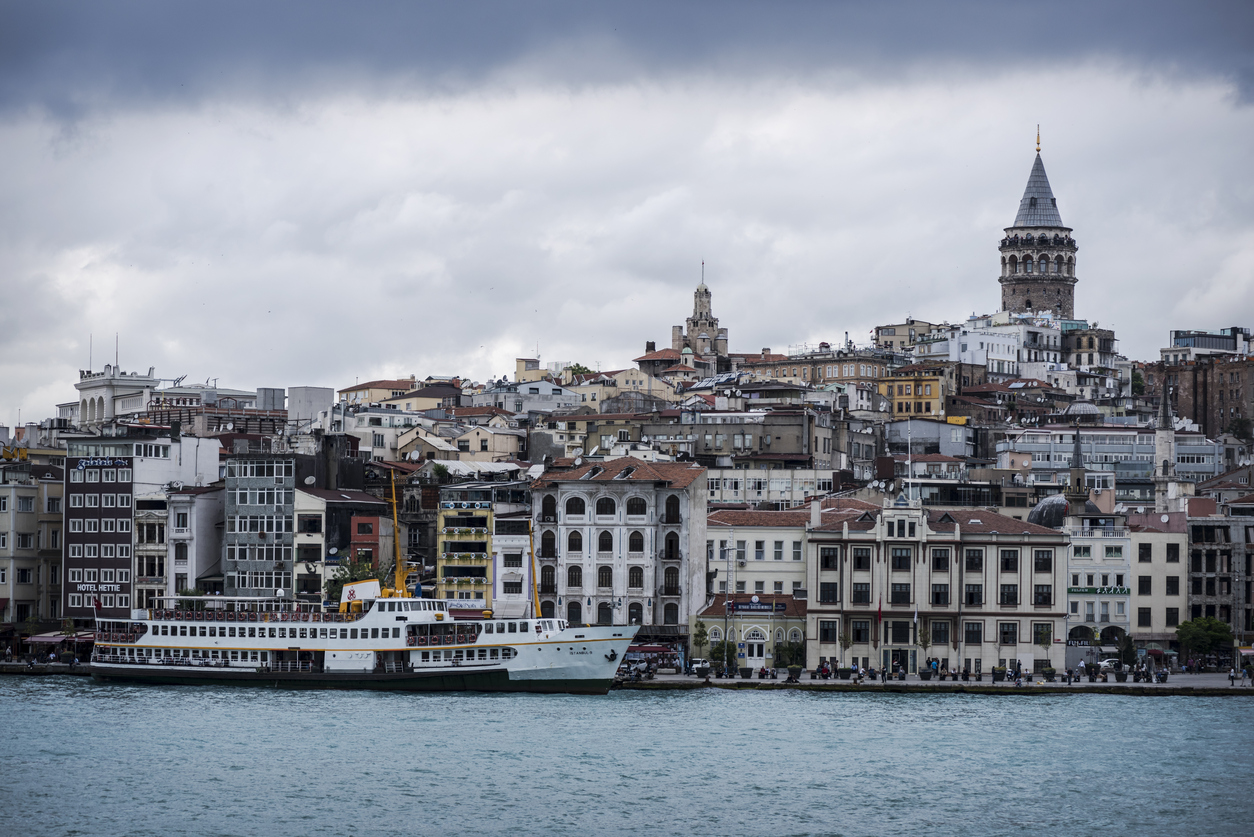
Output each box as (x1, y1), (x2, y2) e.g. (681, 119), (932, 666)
(806, 500), (1069, 676)
(533, 458), (706, 647)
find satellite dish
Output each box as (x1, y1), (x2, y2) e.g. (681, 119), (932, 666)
(408, 451), (420, 462)
(304, 475), (315, 485)
(329, 547), (338, 555)
(225, 421), (234, 431)
(1160, 514), (1169, 523)
(275, 588), (284, 597)
(751, 595), (759, 603)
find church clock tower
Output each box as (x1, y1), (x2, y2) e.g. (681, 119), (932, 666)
(998, 135), (1079, 318)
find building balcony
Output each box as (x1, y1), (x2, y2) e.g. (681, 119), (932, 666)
(661, 586), (681, 597)
(135, 576), (166, 586)
(539, 584), (557, 594)
(1064, 527), (1129, 539)
(441, 553), (489, 564)
(659, 551), (683, 562)
(440, 527), (489, 537)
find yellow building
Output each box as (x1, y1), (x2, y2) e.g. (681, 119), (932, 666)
(338, 376), (417, 406)
(435, 485), (496, 609)
(878, 367), (945, 417)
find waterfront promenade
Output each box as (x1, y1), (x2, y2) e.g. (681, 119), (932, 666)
(623, 669), (1250, 695)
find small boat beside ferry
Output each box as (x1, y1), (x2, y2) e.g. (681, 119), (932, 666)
(90, 579), (636, 694)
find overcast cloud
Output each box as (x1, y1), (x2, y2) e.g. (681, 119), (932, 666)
(1, 1), (1252, 424)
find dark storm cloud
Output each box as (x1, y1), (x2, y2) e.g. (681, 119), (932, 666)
(2, 0), (1253, 117)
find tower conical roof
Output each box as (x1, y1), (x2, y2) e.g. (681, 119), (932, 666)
(1012, 154), (1064, 227)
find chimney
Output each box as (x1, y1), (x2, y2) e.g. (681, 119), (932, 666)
(646, 341), (656, 354)
(810, 498), (821, 529)
(762, 348), (770, 360)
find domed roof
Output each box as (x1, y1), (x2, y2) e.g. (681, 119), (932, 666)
(1065, 401), (1100, 415)
(1026, 493), (1069, 529)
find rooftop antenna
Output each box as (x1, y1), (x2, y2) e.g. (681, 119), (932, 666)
(1036, 125), (1041, 153)
(89, 333), (92, 371)
(115, 333), (119, 368)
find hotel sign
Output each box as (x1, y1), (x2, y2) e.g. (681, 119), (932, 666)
(1067, 587), (1130, 595)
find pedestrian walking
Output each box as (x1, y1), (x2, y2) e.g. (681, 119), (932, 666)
(1241, 667), (1249, 687)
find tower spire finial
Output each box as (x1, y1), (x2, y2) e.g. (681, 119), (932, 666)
(1036, 125), (1040, 153)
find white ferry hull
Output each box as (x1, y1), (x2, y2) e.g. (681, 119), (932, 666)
(91, 619), (637, 696)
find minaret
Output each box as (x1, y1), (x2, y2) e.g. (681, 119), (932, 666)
(1065, 421), (1089, 512)
(998, 130), (1079, 318)
(1153, 388), (1177, 512)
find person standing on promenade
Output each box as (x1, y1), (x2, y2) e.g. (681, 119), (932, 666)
(1230, 667), (1236, 686)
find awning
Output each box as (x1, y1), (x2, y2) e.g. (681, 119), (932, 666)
(26, 631), (95, 644)
(1239, 647), (1254, 656)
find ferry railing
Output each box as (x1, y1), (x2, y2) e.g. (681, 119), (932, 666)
(148, 609), (367, 624)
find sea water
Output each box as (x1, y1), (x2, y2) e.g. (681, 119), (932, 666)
(2, 678), (1251, 836)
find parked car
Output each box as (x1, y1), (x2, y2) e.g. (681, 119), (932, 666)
(1098, 658), (1122, 672)
(690, 658), (710, 676)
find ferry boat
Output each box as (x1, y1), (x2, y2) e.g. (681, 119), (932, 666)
(90, 580), (636, 694)
(91, 477), (636, 694)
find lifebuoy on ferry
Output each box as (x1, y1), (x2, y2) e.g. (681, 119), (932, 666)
(407, 637), (416, 646)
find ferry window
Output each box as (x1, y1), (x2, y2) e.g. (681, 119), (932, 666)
(320, 628), (327, 638)
(278, 628), (286, 638)
(490, 649), (499, 660)
(350, 629), (358, 639)
(180, 627), (187, 636)
(200, 627), (208, 637)
(249, 627), (256, 637)
(392, 628), (400, 638)
(478, 649), (487, 660)
(388, 602), (396, 612)
(484, 624), (494, 634)
(207, 627), (214, 637)
(507, 622), (517, 633)
(230, 651), (239, 660)
(371, 628), (380, 639)
(260, 652), (268, 662)
(340, 629), (348, 639)
(299, 628), (308, 639)
(421, 652), (430, 661)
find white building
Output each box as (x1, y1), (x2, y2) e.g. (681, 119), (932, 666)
(533, 458), (707, 647)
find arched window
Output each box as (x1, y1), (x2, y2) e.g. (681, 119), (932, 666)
(567, 566), (583, 588)
(597, 602), (613, 625)
(540, 600), (555, 618)
(598, 530), (613, 552)
(664, 566), (679, 592)
(663, 603), (679, 625)
(664, 495), (680, 524)
(628, 566), (644, 589)
(628, 602), (643, 625)
(1066, 257), (1074, 276)
(746, 628), (765, 641)
(1023, 256), (1033, 274)
(569, 531), (584, 553)
(1054, 255), (1063, 274)
(597, 566), (613, 588)
(1000, 256), (1007, 277)
(540, 530), (556, 557)
(626, 497), (647, 516)
(541, 495), (556, 520)
(595, 497), (616, 516)
(709, 627), (722, 642)
(789, 628), (802, 643)
(628, 531), (644, 552)
(775, 628), (785, 643)
(567, 601), (581, 624)
(664, 532), (679, 560)
(565, 497), (586, 516)
(540, 565), (555, 591)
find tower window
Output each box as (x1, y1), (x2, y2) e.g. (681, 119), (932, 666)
(1029, 197), (1037, 207)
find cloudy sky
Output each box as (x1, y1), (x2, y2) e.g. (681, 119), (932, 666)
(2, 1), (1252, 424)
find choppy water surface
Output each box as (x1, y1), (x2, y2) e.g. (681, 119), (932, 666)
(2, 679), (1251, 836)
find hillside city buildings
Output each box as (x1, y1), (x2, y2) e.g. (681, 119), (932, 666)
(2, 144), (1251, 673)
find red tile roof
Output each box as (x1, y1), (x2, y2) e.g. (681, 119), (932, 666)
(533, 456), (705, 489)
(339, 378), (417, 394)
(633, 348), (684, 362)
